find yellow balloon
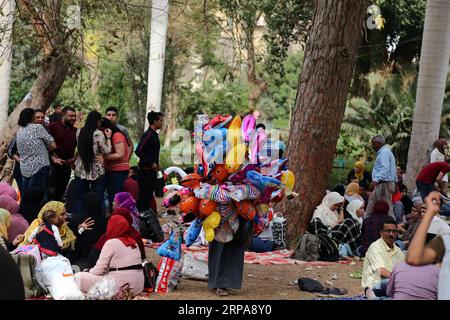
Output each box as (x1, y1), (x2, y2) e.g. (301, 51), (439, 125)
(225, 116), (245, 171)
(281, 170), (295, 195)
(203, 211), (221, 242)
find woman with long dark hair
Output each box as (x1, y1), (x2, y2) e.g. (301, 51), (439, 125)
(73, 111), (112, 214)
(16, 108), (56, 201)
(100, 118), (130, 212)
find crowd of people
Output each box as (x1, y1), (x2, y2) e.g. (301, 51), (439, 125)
(308, 135), (450, 300)
(1, 105), (450, 301)
(0, 106), (163, 299)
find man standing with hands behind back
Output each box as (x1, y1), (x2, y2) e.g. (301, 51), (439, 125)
(365, 135), (397, 219)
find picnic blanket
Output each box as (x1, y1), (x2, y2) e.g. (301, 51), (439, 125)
(145, 242), (352, 266)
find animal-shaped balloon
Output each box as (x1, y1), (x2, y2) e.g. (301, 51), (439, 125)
(241, 113), (256, 143)
(195, 142), (209, 176)
(235, 200), (257, 221)
(225, 116), (245, 172)
(246, 170), (282, 192)
(281, 170), (295, 196)
(185, 218), (203, 247)
(162, 191), (181, 208)
(180, 195), (200, 215)
(203, 128), (228, 164)
(163, 166), (187, 180)
(180, 172), (202, 189)
(203, 114), (233, 131)
(163, 184), (184, 193)
(212, 164), (229, 182)
(203, 211), (221, 242)
(198, 199), (217, 219)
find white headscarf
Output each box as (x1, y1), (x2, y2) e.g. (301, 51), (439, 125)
(346, 199), (364, 225)
(311, 192), (345, 227)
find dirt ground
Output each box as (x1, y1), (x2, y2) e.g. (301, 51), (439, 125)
(143, 200), (365, 300)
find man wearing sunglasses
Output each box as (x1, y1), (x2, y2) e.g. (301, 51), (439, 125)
(362, 217), (405, 299)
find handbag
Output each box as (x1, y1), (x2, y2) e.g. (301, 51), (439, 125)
(143, 261), (159, 293)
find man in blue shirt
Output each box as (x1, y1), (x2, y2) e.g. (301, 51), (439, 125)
(365, 135), (397, 219)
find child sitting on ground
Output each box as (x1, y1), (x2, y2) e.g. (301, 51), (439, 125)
(28, 210), (63, 259)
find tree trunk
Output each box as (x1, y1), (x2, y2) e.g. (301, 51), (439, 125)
(164, 92), (178, 147)
(405, 0), (450, 192)
(0, 0), (16, 128)
(279, 0), (369, 243)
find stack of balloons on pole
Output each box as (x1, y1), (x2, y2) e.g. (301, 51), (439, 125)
(160, 113), (297, 249)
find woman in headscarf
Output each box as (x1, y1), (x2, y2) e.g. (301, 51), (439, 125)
(0, 182), (18, 201)
(0, 195), (29, 242)
(18, 187), (44, 224)
(331, 199), (365, 258)
(74, 215), (144, 297)
(21, 201), (77, 252)
(94, 208), (145, 261)
(64, 179), (78, 220)
(360, 200), (390, 256)
(347, 161), (372, 191)
(311, 192), (345, 229)
(113, 192), (140, 231)
(67, 192), (107, 269)
(0, 209), (23, 251)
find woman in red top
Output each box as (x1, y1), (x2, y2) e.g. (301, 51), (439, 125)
(416, 161), (450, 201)
(101, 118), (130, 213)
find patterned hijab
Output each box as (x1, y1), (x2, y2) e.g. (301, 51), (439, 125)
(0, 209), (11, 240)
(21, 201), (77, 250)
(114, 192), (140, 231)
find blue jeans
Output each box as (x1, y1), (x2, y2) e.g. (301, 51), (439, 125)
(339, 243), (354, 258)
(106, 170), (129, 210)
(73, 176), (106, 217)
(369, 279), (391, 300)
(22, 166), (49, 203)
(250, 237), (273, 253)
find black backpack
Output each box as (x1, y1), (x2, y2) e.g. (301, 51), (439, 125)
(139, 208), (164, 243)
(316, 233), (339, 262)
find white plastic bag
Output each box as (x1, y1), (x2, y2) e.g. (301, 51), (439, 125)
(41, 256), (84, 300)
(181, 253), (208, 281)
(86, 276), (117, 300)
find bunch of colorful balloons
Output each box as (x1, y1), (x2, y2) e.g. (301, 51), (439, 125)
(162, 114), (296, 246)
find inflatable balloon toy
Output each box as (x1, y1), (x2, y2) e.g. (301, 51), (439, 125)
(163, 166), (187, 180)
(203, 211), (221, 242)
(195, 142), (209, 176)
(248, 126), (267, 164)
(246, 170), (282, 192)
(227, 184), (259, 202)
(180, 172), (202, 189)
(203, 114), (233, 131)
(180, 195), (200, 215)
(235, 200), (257, 221)
(212, 164), (229, 183)
(185, 218), (203, 247)
(163, 184), (184, 193)
(156, 228), (182, 261)
(198, 199), (217, 219)
(228, 163), (258, 184)
(162, 191), (182, 208)
(260, 158), (288, 177)
(225, 116), (245, 173)
(241, 112), (257, 143)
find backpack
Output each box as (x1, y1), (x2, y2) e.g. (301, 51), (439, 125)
(143, 261), (159, 293)
(10, 254), (46, 298)
(293, 231), (321, 261)
(316, 233), (339, 262)
(140, 208), (164, 243)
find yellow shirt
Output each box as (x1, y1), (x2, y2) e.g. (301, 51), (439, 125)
(361, 238), (405, 288)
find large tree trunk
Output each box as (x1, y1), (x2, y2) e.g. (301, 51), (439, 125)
(0, 0), (16, 128)
(404, 0), (450, 192)
(279, 0), (369, 243)
(0, 0), (70, 181)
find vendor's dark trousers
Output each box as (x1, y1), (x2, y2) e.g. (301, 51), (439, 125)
(48, 164), (72, 202)
(106, 170), (129, 210)
(416, 181), (434, 201)
(137, 169), (157, 212)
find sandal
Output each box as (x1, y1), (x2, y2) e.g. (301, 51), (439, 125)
(216, 288), (229, 297)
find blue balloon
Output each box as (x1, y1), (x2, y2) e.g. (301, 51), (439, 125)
(185, 218), (203, 247)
